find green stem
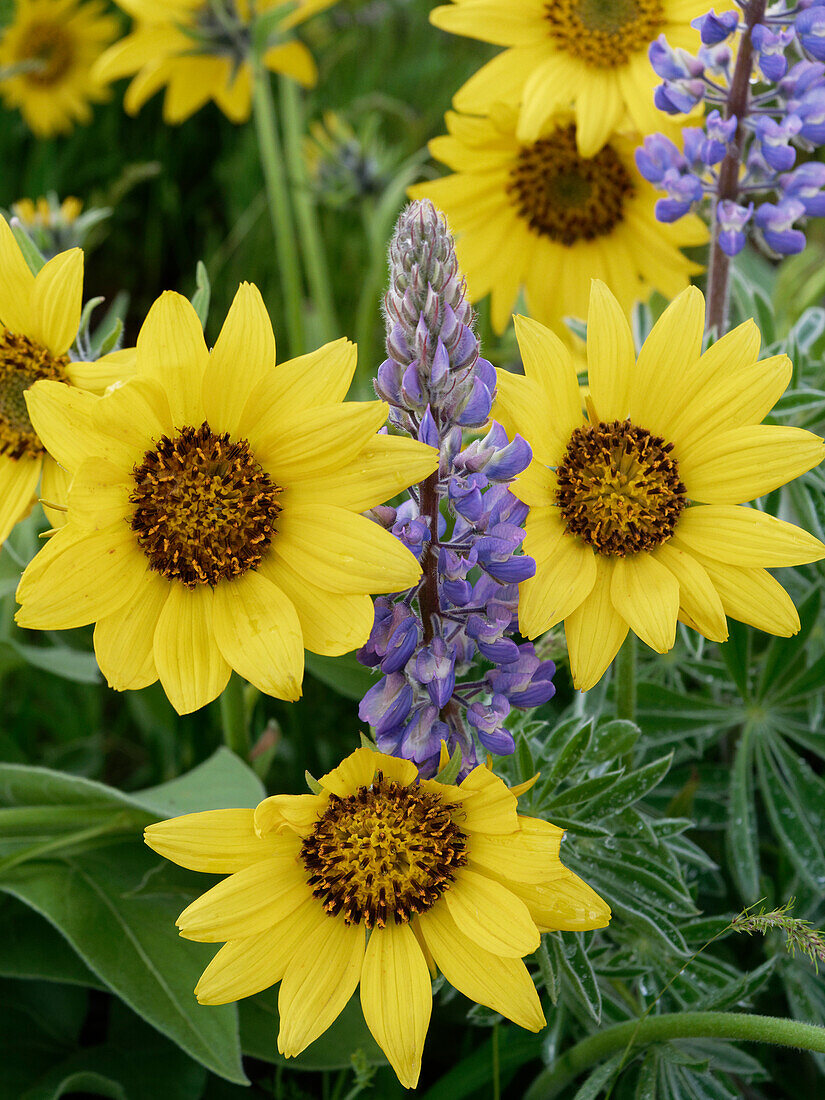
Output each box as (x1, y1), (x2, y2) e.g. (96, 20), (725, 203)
(353, 202), (385, 398)
(492, 1022), (501, 1100)
(525, 1012), (825, 1100)
(615, 633), (637, 723)
(0, 812), (145, 875)
(278, 76), (338, 343)
(251, 61), (305, 355)
(220, 673), (250, 759)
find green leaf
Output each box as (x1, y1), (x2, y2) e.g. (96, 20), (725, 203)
(421, 1029), (542, 1100)
(571, 1053), (624, 1100)
(434, 744), (462, 786)
(0, 844), (247, 1084)
(756, 736), (825, 888)
(10, 221), (46, 274)
(726, 728), (760, 902)
(635, 1050), (660, 1100)
(305, 650), (374, 702)
(584, 754), (673, 819)
(190, 261), (211, 329)
(0, 896), (103, 988)
(539, 721), (592, 795)
(758, 589), (821, 700)
(719, 621), (750, 700)
(2, 637), (101, 684)
(239, 988), (385, 1068)
(546, 770), (624, 812)
(589, 719), (640, 764)
(637, 684), (738, 737)
(551, 932), (602, 1024)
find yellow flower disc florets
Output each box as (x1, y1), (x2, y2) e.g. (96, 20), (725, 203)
(15, 20), (76, 86)
(545, 0), (666, 67)
(128, 422), (282, 587)
(556, 419), (687, 555)
(300, 774), (468, 929)
(508, 125), (635, 245)
(0, 331), (70, 459)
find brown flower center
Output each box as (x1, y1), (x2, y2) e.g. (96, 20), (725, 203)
(0, 331), (70, 459)
(508, 125), (634, 245)
(128, 422), (281, 587)
(545, 0), (665, 67)
(17, 21), (75, 86)
(556, 419), (686, 555)
(300, 774), (467, 928)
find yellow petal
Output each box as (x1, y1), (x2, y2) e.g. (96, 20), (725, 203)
(16, 523), (148, 630)
(202, 282), (276, 437)
(513, 314), (581, 442)
(445, 868), (539, 956)
(565, 557), (628, 690)
(136, 291), (208, 425)
(468, 816), (564, 884)
(90, 376), (174, 470)
(260, 552), (375, 657)
(574, 69), (624, 157)
(429, 0), (544, 45)
(653, 541), (728, 644)
(212, 571), (303, 701)
(144, 808), (289, 873)
(0, 456), (40, 545)
(163, 59), (217, 123)
(678, 425), (825, 504)
(177, 848), (309, 942)
(93, 569), (169, 691)
(31, 248), (83, 355)
(196, 897), (320, 1005)
(253, 402), (390, 482)
(264, 41), (316, 86)
(610, 553), (680, 653)
(213, 59), (253, 122)
(274, 504), (421, 595)
(318, 746), (379, 797)
(278, 914), (365, 1057)
(673, 545), (800, 637)
(24, 381), (100, 473)
(153, 584), (231, 715)
(674, 505), (825, 567)
(506, 871), (611, 932)
(519, 531), (597, 637)
(418, 904), (545, 1031)
(285, 435), (439, 514)
(586, 279), (635, 421)
(511, 460), (558, 508)
(66, 346), (137, 395)
(237, 339), (357, 434)
(360, 921), (432, 1090)
(374, 755), (421, 786)
(0, 214), (35, 333)
(493, 370), (565, 467)
(459, 766), (519, 835)
(40, 457), (70, 529)
(67, 458), (131, 530)
(254, 794), (327, 838)
(631, 285), (705, 436)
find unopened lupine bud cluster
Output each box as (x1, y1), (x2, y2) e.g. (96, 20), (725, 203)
(360, 200), (555, 777)
(637, 2), (825, 257)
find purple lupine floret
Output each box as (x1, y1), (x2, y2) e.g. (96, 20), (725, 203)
(487, 644), (557, 709)
(358, 200), (552, 778)
(638, 2), (825, 259)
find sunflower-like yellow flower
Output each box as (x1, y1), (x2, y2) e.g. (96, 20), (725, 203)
(430, 0), (715, 155)
(0, 215), (133, 544)
(409, 107), (704, 334)
(145, 746), (610, 1087)
(15, 285), (437, 714)
(93, 0), (337, 125)
(0, 0), (118, 136)
(494, 282), (825, 690)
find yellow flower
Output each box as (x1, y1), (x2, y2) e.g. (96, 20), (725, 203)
(94, 0), (337, 125)
(494, 282), (825, 691)
(429, 0), (714, 156)
(144, 747), (610, 1087)
(409, 108), (705, 334)
(16, 286), (438, 714)
(0, 0), (118, 137)
(0, 215), (133, 544)
(12, 195), (83, 229)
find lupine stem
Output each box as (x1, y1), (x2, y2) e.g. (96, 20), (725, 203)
(706, 0), (767, 336)
(252, 61), (305, 355)
(524, 1012), (825, 1100)
(220, 673), (250, 759)
(615, 633), (637, 723)
(278, 76), (338, 343)
(418, 470), (442, 646)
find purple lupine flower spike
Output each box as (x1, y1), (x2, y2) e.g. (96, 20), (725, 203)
(358, 200), (551, 777)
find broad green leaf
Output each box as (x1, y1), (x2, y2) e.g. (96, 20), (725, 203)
(1, 638), (101, 684)
(0, 896), (103, 988)
(0, 844), (247, 1084)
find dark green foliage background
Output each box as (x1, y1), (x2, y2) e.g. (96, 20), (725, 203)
(1, 1), (825, 1098)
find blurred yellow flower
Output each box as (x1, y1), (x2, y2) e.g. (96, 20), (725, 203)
(0, 0), (118, 136)
(145, 746), (610, 1087)
(0, 215), (132, 544)
(495, 283), (825, 690)
(12, 195), (83, 229)
(94, 0), (338, 125)
(410, 108), (705, 334)
(16, 285), (437, 714)
(430, 0), (713, 155)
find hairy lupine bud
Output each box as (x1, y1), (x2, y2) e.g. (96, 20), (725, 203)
(359, 201), (549, 778)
